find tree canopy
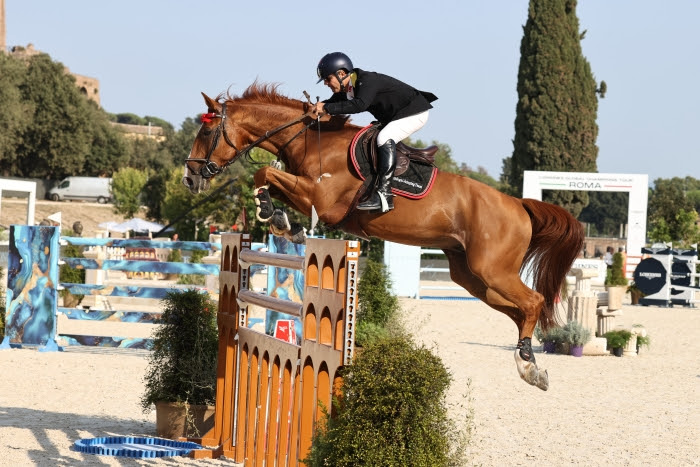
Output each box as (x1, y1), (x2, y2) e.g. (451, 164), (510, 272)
(112, 167), (149, 218)
(578, 191), (629, 237)
(0, 53), (132, 178)
(647, 177), (700, 245)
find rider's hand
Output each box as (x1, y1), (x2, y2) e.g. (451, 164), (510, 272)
(311, 102), (326, 116)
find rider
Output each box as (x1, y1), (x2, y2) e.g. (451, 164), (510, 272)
(311, 52), (437, 213)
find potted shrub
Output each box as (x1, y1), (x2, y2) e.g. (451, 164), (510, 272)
(627, 282), (645, 305)
(605, 252), (628, 309)
(534, 325), (563, 354)
(141, 289), (219, 439)
(632, 324), (651, 354)
(59, 234), (86, 307)
(562, 320), (592, 357)
(604, 329), (632, 357)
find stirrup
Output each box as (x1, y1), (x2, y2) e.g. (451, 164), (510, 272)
(357, 192), (393, 213)
(357, 192), (382, 211)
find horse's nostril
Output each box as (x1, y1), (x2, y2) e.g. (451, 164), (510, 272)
(182, 177), (193, 188)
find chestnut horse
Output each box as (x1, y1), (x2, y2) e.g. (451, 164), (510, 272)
(183, 83), (584, 390)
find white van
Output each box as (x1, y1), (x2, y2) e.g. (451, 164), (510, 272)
(48, 177), (112, 203)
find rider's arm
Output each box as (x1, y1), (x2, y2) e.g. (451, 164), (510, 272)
(323, 76), (378, 116)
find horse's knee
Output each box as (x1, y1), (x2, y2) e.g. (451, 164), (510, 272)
(253, 167), (272, 186)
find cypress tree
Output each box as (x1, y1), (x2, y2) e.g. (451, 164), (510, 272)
(507, 0), (604, 216)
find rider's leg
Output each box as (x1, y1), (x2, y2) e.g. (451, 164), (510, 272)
(357, 140), (396, 211)
(357, 111), (429, 212)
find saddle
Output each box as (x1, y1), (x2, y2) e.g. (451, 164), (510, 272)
(360, 124), (438, 177)
(349, 124), (438, 199)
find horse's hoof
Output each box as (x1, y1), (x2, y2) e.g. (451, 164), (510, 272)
(536, 369), (549, 391)
(270, 209), (291, 232)
(255, 185), (274, 221)
(514, 349), (549, 391)
(285, 223), (306, 244)
(269, 224), (286, 236)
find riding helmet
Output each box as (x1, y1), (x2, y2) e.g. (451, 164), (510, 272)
(316, 52), (354, 83)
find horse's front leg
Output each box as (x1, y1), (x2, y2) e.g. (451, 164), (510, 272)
(253, 166), (314, 243)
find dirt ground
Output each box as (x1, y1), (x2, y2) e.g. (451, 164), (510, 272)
(1, 299), (698, 466)
(0, 198), (145, 236)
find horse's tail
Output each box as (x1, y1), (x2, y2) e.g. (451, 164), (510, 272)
(520, 198), (584, 331)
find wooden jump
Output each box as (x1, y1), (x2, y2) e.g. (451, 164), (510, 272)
(190, 233), (360, 466)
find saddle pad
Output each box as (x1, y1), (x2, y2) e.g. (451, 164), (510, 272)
(349, 125), (438, 199)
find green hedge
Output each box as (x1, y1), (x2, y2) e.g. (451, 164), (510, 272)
(355, 260), (399, 347)
(306, 335), (466, 466)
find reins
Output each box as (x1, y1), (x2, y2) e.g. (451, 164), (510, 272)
(186, 101), (318, 179)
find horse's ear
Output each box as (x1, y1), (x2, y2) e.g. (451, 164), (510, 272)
(201, 92), (221, 112)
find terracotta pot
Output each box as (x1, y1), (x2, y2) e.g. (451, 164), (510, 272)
(606, 286), (626, 311)
(630, 290), (642, 305)
(155, 401), (215, 439)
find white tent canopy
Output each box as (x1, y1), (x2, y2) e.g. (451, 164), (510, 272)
(99, 218), (171, 233)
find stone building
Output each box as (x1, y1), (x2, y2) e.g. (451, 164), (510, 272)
(110, 122), (166, 142)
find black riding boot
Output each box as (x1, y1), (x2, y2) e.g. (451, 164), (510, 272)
(357, 139), (396, 212)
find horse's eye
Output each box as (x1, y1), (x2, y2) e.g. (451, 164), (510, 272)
(201, 126), (213, 136)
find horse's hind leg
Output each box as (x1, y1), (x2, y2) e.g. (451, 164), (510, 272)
(444, 250), (549, 391)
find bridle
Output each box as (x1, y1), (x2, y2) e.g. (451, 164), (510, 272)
(185, 100), (317, 179)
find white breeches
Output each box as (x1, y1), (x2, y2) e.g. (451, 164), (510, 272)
(377, 110), (430, 146)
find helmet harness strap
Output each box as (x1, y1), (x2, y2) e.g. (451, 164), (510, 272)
(336, 71), (347, 93)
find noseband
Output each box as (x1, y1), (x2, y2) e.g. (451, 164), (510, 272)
(186, 101), (316, 179)
(186, 104), (241, 179)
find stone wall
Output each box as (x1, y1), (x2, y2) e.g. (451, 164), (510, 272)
(72, 72), (100, 106)
(110, 122), (166, 142)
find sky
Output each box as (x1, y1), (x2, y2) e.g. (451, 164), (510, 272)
(5, 1), (699, 184)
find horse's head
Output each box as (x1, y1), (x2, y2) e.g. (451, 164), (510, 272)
(183, 93), (243, 194)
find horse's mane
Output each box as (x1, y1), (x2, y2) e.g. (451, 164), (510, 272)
(224, 81), (301, 109)
(220, 81), (353, 131)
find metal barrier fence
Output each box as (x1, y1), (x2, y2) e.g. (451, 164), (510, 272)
(1, 225), (220, 350)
